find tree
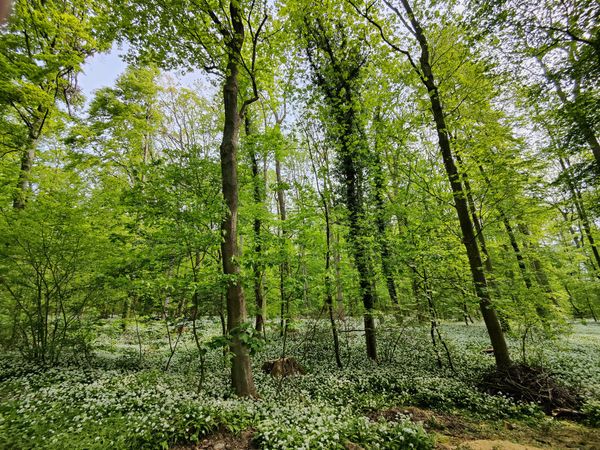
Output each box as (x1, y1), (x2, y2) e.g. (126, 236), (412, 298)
(0, 0), (108, 209)
(294, 2), (379, 360)
(351, 0), (512, 370)
(112, 0), (269, 397)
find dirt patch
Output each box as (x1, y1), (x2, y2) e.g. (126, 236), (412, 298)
(373, 406), (600, 450)
(371, 406), (486, 440)
(171, 409), (600, 450)
(171, 429), (255, 450)
(454, 440), (543, 450)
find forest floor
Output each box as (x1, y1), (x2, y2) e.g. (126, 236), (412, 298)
(176, 404), (600, 449)
(1, 318), (599, 449)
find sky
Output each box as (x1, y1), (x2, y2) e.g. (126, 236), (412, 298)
(78, 45), (209, 101)
(78, 45), (128, 98)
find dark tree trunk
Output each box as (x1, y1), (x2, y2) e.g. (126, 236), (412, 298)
(13, 139), (37, 210)
(502, 214), (533, 289)
(219, 2), (256, 397)
(559, 157), (600, 275)
(275, 154), (289, 345)
(245, 115), (266, 334)
(307, 138), (343, 368)
(304, 21), (378, 361)
(398, 0), (511, 371)
(456, 157), (509, 331)
(341, 134), (378, 361)
(373, 110), (398, 305)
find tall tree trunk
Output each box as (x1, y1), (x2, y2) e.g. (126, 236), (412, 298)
(245, 115), (266, 333)
(13, 138), (37, 210)
(398, 0), (511, 371)
(304, 24), (377, 361)
(307, 137), (342, 368)
(455, 156), (509, 330)
(275, 152), (289, 344)
(219, 2), (256, 397)
(559, 157), (600, 275)
(538, 56), (600, 170)
(373, 110), (398, 305)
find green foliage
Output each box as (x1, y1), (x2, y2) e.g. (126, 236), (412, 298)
(0, 155), (115, 363)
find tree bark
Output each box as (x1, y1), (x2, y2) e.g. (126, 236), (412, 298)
(373, 110), (398, 305)
(559, 157), (600, 275)
(245, 115), (266, 334)
(13, 138), (37, 210)
(398, 0), (511, 371)
(219, 1), (256, 397)
(307, 136), (343, 368)
(275, 151), (289, 344)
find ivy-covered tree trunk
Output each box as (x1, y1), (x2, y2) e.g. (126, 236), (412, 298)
(343, 143), (378, 361)
(303, 17), (378, 361)
(219, 3), (257, 397)
(399, 0), (511, 371)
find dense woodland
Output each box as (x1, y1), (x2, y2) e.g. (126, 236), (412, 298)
(0, 0), (599, 449)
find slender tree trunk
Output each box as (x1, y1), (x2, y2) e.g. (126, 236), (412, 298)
(538, 56), (600, 170)
(275, 153), (289, 342)
(335, 230), (344, 307)
(13, 139), (37, 210)
(502, 214), (533, 289)
(245, 115), (266, 333)
(307, 137), (342, 368)
(456, 157), (510, 330)
(518, 223), (558, 306)
(399, 0), (511, 371)
(373, 110), (398, 305)
(454, 156), (494, 274)
(218, 3), (256, 396)
(559, 157), (600, 275)
(325, 202), (343, 368)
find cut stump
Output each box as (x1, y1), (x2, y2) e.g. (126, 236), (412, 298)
(261, 357), (305, 377)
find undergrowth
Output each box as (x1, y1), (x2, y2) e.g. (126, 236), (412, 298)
(0, 319), (599, 449)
